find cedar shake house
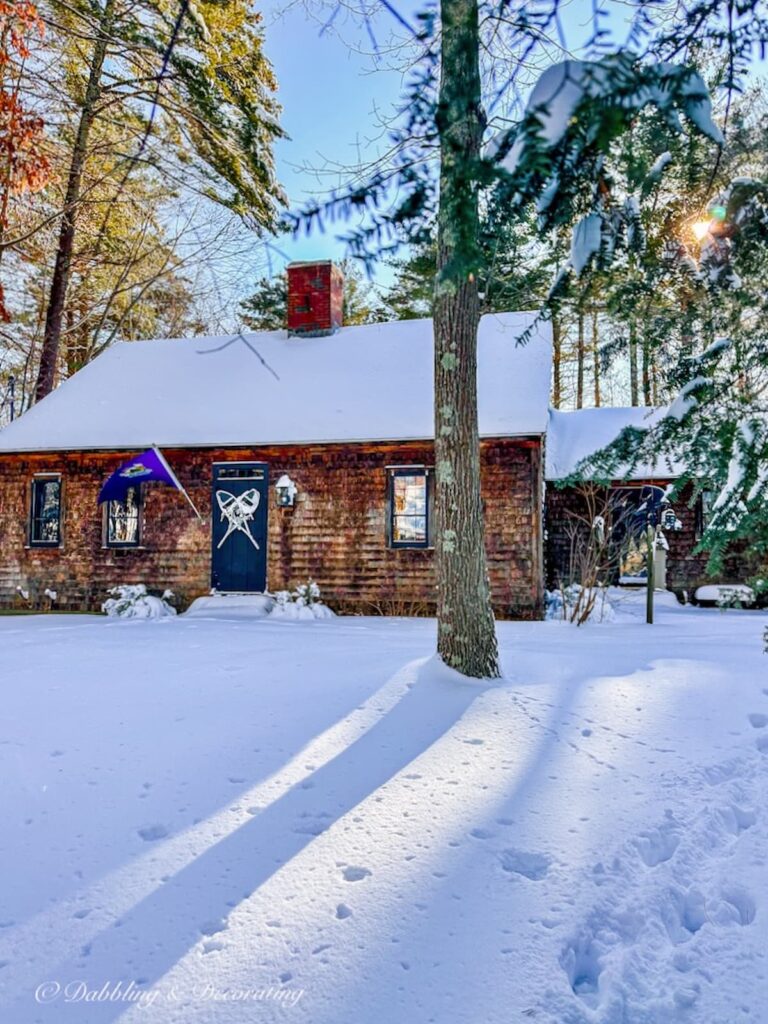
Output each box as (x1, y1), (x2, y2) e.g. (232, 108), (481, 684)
(0, 261), (754, 615)
(545, 408), (758, 596)
(0, 263), (552, 617)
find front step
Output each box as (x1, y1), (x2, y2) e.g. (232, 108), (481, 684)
(184, 592), (275, 619)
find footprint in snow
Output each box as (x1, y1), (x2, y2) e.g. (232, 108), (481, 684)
(560, 930), (602, 1003)
(748, 712), (768, 729)
(499, 849), (551, 881)
(200, 918), (228, 936)
(470, 828), (493, 840)
(663, 883), (756, 941)
(336, 904), (353, 920)
(633, 823), (679, 867)
(662, 888), (707, 943)
(673, 984), (701, 1009)
(293, 819), (329, 836)
(137, 824), (168, 842)
(713, 886), (756, 926)
(342, 866), (371, 882)
(717, 804), (757, 834)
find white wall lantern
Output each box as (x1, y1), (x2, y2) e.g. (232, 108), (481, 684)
(275, 474), (298, 508)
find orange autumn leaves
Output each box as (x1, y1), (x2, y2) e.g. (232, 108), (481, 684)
(0, 0), (51, 319)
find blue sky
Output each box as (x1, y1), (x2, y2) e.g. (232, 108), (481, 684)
(261, 3), (417, 279)
(257, 1), (765, 288)
(258, 0), (616, 283)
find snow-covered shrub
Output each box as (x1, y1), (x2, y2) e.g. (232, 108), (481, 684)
(102, 584), (177, 619)
(546, 584), (615, 624)
(748, 576), (768, 609)
(269, 579), (334, 621)
(715, 585), (755, 610)
(295, 579), (322, 605)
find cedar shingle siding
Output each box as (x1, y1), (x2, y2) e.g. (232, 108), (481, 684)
(545, 481), (758, 597)
(0, 438), (544, 618)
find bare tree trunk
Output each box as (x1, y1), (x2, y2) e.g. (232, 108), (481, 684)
(629, 320), (639, 406)
(33, 0), (115, 402)
(592, 306), (601, 407)
(433, 0), (500, 679)
(552, 314), (562, 408)
(642, 334), (652, 405)
(576, 309), (585, 409)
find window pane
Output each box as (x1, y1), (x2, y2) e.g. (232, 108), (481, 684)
(108, 486), (140, 545)
(217, 467), (265, 480)
(31, 479), (61, 544)
(394, 474), (427, 516)
(393, 515), (426, 544)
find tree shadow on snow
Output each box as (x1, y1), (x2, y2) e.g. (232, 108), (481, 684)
(8, 658), (484, 1024)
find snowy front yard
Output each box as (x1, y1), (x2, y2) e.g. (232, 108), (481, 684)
(1, 599), (767, 1024)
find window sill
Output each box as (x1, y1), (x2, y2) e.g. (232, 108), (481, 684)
(389, 545), (435, 552)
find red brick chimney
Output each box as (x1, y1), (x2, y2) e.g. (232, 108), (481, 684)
(286, 261), (344, 337)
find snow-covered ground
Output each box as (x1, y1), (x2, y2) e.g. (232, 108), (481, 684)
(1, 596), (767, 1024)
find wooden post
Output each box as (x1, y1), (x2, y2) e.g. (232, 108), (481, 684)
(646, 523), (655, 625)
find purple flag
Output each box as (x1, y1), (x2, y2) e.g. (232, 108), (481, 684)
(98, 447), (181, 504)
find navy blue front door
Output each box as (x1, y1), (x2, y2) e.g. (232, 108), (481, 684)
(211, 463), (268, 592)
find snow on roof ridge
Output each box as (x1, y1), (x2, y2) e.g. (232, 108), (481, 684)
(0, 311), (552, 453)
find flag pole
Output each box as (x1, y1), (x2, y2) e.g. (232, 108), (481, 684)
(152, 445), (204, 523)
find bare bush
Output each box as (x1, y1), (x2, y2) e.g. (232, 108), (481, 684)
(554, 484), (634, 626)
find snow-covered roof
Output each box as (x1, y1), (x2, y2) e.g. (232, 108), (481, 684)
(0, 313), (552, 453)
(545, 407), (684, 482)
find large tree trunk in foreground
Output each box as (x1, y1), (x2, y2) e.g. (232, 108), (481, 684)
(433, 0), (500, 679)
(34, 0), (115, 402)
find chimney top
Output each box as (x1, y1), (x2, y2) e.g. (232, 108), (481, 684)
(286, 261), (344, 337)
